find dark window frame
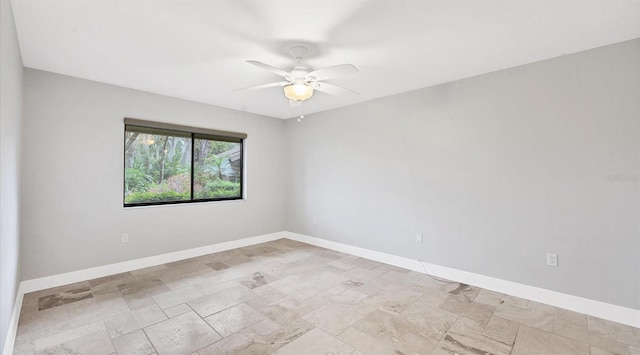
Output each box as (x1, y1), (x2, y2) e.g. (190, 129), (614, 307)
(123, 118), (246, 207)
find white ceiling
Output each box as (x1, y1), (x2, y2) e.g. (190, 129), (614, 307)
(11, 0), (640, 119)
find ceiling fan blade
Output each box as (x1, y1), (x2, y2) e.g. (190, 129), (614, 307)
(305, 64), (358, 81)
(313, 82), (359, 97)
(246, 60), (291, 79)
(234, 81), (289, 91)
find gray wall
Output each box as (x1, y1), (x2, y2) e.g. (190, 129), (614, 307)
(285, 39), (640, 310)
(21, 69), (287, 280)
(0, 0), (23, 350)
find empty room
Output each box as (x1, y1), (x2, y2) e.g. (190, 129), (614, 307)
(1, 0), (639, 354)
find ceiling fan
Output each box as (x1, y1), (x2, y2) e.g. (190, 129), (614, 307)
(238, 46), (359, 106)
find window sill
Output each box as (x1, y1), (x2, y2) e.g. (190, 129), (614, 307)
(123, 198), (246, 209)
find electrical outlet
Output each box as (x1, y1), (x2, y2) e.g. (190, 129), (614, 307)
(546, 253), (558, 267)
(416, 233), (423, 243)
(121, 233), (129, 243)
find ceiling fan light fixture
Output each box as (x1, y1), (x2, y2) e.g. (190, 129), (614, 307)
(283, 83), (314, 102)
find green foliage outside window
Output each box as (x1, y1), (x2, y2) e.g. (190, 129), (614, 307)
(124, 128), (242, 206)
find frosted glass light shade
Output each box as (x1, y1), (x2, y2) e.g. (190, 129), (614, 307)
(283, 84), (314, 101)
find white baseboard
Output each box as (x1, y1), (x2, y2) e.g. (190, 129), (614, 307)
(2, 283), (24, 355)
(284, 231), (640, 329)
(20, 232), (285, 294)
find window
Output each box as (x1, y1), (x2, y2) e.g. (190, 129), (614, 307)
(123, 118), (245, 207)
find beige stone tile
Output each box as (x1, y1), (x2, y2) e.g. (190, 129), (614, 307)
(187, 284), (255, 317)
(152, 286), (203, 309)
(273, 328), (354, 355)
(588, 316), (640, 347)
(192, 279), (242, 296)
(406, 270), (430, 282)
(242, 318), (282, 343)
(555, 307), (588, 331)
(117, 274), (169, 298)
(259, 318), (315, 349)
(164, 258), (211, 272)
(283, 256), (340, 277)
(354, 274), (415, 296)
(123, 294), (159, 311)
(433, 317), (511, 355)
(315, 248), (347, 260)
(373, 263), (412, 275)
(163, 303), (192, 318)
(203, 260), (231, 271)
(206, 249), (253, 267)
(375, 270), (421, 288)
(35, 329), (115, 355)
(88, 272), (134, 295)
(117, 275), (171, 310)
(338, 326), (397, 355)
(239, 243), (282, 258)
(555, 325), (631, 354)
(328, 259), (357, 271)
(207, 265), (259, 285)
(439, 291), (496, 325)
(482, 315), (519, 346)
(37, 285), (94, 312)
(501, 294), (530, 307)
(244, 285), (287, 309)
(196, 331), (274, 355)
(553, 310), (632, 354)
(303, 304), (363, 335)
(528, 300), (555, 313)
(37, 281), (91, 299)
(473, 289), (506, 307)
(16, 304), (72, 345)
(340, 267), (387, 285)
(512, 325), (589, 354)
(591, 345), (623, 355)
(260, 260), (291, 276)
(493, 299), (554, 331)
(130, 264), (168, 276)
(349, 257), (384, 270)
(12, 341), (35, 355)
(302, 270), (347, 289)
(267, 275), (326, 301)
(402, 301), (458, 338)
(307, 286), (368, 308)
(444, 283), (481, 298)
(144, 312), (220, 355)
(410, 287), (452, 309)
(23, 292), (39, 307)
(155, 267), (215, 291)
(19, 304), (38, 320)
(204, 302), (266, 337)
(349, 287), (423, 316)
(352, 309), (442, 354)
(17, 240), (631, 355)
(112, 329), (155, 355)
(66, 292), (130, 325)
(258, 296), (319, 326)
(104, 303), (167, 338)
(413, 275), (451, 292)
(238, 271), (276, 289)
(34, 321), (106, 351)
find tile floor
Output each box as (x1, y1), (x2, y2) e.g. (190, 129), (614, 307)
(12, 239), (640, 354)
